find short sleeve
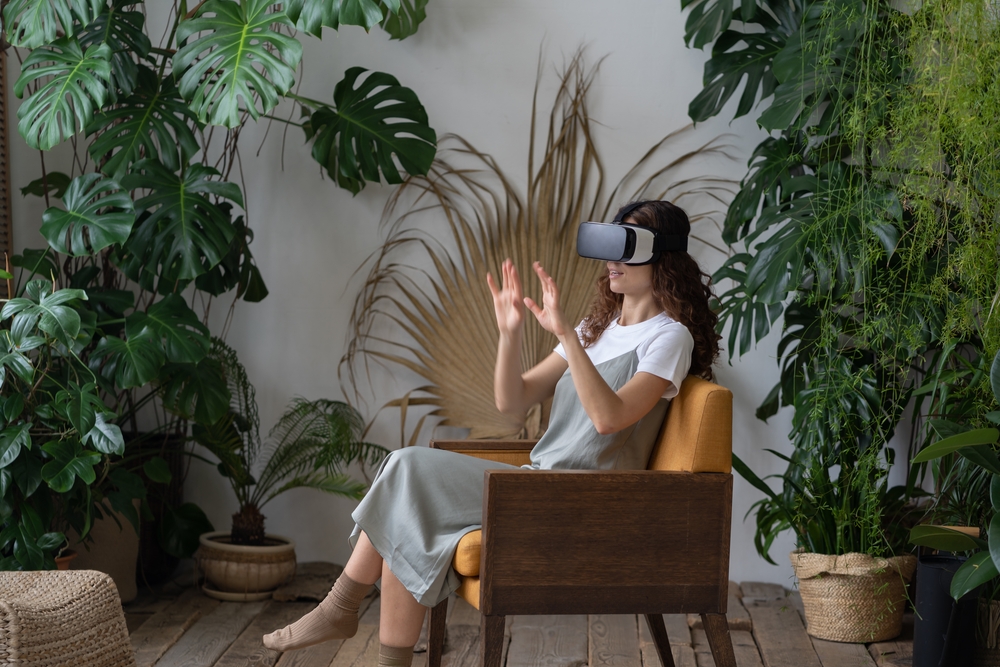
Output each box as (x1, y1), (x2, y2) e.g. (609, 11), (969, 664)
(636, 324), (694, 399)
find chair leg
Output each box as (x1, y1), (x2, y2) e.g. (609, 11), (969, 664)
(643, 614), (676, 667)
(480, 614), (505, 667)
(701, 613), (737, 667)
(428, 598), (448, 667)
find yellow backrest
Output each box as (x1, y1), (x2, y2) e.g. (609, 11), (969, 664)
(646, 375), (732, 473)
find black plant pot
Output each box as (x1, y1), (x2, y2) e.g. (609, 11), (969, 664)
(914, 554), (978, 667)
(130, 433), (187, 586)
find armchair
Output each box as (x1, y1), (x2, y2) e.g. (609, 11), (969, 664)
(428, 375), (736, 667)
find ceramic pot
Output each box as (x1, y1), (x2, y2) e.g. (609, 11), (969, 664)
(195, 531), (296, 600)
(68, 500), (141, 602)
(54, 549), (77, 570)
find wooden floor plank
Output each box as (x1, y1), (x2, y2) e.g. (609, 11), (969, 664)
(744, 600), (822, 667)
(449, 597), (481, 627)
(506, 615), (588, 667)
(327, 596), (381, 667)
(638, 621), (696, 667)
(273, 563), (344, 602)
(589, 615), (642, 667)
(273, 597), (375, 667)
(155, 600), (266, 667)
(215, 600), (316, 667)
(126, 612), (153, 635)
(663, 615), (692, 646)
(731, 630), (763, 667)
(442, 624), (480, 667)
(866, 640), (912, 667)
(811, 638), (876, 667)
(739, 583), (786, 604)
(130, 587), (222, 667)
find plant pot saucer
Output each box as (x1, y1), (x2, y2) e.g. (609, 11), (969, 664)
(201, 580), (274, 602)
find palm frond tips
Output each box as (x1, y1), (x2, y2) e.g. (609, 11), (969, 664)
(341, 49), (736, 444)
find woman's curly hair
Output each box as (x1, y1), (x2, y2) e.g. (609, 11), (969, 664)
(579, 200), (721, 380)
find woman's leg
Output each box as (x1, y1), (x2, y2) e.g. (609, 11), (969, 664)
(376, 561), (427, 667)
(262, 532), (381, 651)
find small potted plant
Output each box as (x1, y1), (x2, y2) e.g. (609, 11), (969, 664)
(192, 340), (387, 600)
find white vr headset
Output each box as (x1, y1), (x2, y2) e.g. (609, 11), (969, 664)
(576, 201), (688, 265)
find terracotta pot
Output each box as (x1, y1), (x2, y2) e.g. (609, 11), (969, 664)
(195, 531), (296, 599)
(54, 549), (77, 570)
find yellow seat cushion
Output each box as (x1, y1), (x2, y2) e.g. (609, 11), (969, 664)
(454, 530), (482, 576)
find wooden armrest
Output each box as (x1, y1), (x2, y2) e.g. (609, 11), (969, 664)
(479, 469), (733, 617)
(430, 439), (537, 467)
(430, 439), (538, 451)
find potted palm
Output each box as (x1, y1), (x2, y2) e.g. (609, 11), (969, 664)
(192, 340), (387, 600)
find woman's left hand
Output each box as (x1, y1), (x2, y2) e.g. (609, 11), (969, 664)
(525, 262), (573, 340)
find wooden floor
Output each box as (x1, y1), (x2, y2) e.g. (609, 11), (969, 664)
(123, 566), (913, 667)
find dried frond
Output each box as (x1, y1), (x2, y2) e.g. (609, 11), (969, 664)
(341, 49), (736, 443)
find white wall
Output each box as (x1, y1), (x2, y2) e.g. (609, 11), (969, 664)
(7, 0), (799, 587)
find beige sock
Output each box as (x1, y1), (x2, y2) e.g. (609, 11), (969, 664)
(262, 573), (372, 651)
(379, 643), (414, 667)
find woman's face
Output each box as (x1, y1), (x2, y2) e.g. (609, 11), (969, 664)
(607, 261), (653, 296)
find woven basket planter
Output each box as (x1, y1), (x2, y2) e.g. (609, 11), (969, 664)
(790, 550), (917, 643)
(195, 531), (296, 599)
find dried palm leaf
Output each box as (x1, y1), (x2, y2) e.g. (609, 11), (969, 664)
(342, 50), (735, 443)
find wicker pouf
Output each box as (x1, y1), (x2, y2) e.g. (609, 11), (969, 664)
(790, 550), (917, 643)
(0, 570), (136, 667)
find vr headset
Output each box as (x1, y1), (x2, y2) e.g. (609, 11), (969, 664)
(576, 201), (687, 265)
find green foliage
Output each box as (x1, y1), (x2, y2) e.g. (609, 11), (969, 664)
(688, 0), (1000, 560)
(302, 68), (437, 194)
(39, 174), (135, 256)
(192, 340), (388, 544)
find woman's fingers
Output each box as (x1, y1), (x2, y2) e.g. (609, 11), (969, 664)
(486, 271), (500, 298)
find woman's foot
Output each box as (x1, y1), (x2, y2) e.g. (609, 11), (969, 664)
(262, 573), (373, 651)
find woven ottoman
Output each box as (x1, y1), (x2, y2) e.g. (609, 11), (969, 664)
(0, 570), (136, 666)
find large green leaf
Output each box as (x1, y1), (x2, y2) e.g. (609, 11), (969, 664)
(55, 382), (103, 435)
(121, 161), (241, 282)
(0, 351), (35, 391)
(681, 0), (735, 50)
(991, 349), (1000, 404)
(77, 0), (151, 96)
(91, 330), (165, 388)
(305, 67), (436, 194)
(13, 39), (112, 150)
(125, 294), (210, 364)
(159, 357), (230, 424)
(194, 215), (269, 302)
(0, 424), (32, 469)
(87, 68), (200, 177)
(159, 502), (213, 558)
(40, 173), (135, 256)
(1, 282), (88, 348)
(380, 0), (425, 39)
(85, 413), (125, 455)
(912, 429), (1000, 463)
(339, 0), (385, 29)
(40, 440), (101, 493)
(689, 26), (785, 123)
(951, 550), (998, 601)
(3, 0), (103, 48)
(173, 0), (303, 127)
(909, 524), (986, 552)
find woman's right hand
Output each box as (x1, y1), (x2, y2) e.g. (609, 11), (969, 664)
(486, 259), (525, 338)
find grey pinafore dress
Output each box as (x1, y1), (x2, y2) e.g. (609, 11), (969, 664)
(350, 348), (669, 607)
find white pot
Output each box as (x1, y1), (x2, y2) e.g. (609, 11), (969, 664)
(196, 531), (296, 599)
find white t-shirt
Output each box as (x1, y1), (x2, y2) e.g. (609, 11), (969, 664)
(553, 312), (694, 399)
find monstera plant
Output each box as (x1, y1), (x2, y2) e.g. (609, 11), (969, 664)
(0, 0), (436, 570)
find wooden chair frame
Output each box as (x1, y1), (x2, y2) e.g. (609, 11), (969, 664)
(426, 439), (737, 667)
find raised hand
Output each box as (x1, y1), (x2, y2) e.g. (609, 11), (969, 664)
(524, 262), (572, 339)
(486, 259), (525, 338)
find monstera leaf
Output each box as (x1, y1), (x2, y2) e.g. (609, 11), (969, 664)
(91, 329), (165, 389)
(1, 282), (88, 348)
(681, 0), (737, 50)
(124, 294), (211, 364)
(381, 0), (426, 39)
(77, 0), (152, 97)
(40, 174), (135, 256)
(305, 67), (436, 194)
(121, 161), (241, 282)
(3, 0), (104, 48)
(13, 39), (112, 150)
(87, 67), (200, 177)
(286, 0), (400, 35)
(173, 0), (302, 127)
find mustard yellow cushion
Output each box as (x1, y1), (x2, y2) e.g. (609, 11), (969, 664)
(454, 530), (482, 576)
(456, 576), (480, 610)
(647, 376), (732, 473)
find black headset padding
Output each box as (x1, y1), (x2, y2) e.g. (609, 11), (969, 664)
(612, 201), (648, 224)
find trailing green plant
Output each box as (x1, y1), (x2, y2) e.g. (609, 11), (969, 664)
(192, 339), (388, 546)
(683, 0), (1000, 557)
(0, 0), (436, 569)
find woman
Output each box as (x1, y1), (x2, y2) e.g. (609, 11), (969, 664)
(263, 200), (720, 666)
